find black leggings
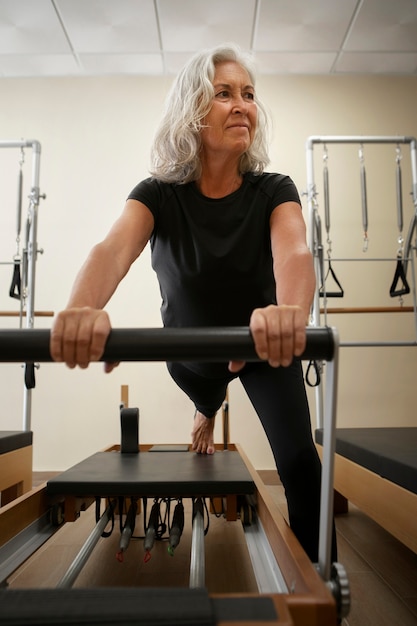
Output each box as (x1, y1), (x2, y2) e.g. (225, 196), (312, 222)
(167, 359), (337, 563)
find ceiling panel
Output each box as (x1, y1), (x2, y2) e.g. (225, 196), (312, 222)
(255, 51), (338, 75)
(56, 0), (160, 53)
(79, 52), (163, 75)
(0, 53), (79, 77)
(254, 0), (358, 51)
(0, 0), (416, 78)
(337, 51), (417, 74)
(157, 0), (256, 51)
(343, 0), (417, 52)
(0, 0), (70, 54)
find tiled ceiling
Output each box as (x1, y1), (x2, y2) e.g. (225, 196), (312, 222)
(0, 0), (417, 78)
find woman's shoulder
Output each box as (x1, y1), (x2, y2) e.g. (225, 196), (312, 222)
(246, 171), (295, 189)
(245, 172), (300, 201)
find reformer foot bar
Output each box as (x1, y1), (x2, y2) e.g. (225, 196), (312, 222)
(0, 326), (349, 625)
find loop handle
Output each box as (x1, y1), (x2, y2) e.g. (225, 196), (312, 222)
(9, 260), (21, 300)
(319, 261), (344, 298)
(389, 256), (410, 298)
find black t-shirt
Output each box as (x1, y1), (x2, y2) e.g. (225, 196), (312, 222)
(128, 172), (301, 331)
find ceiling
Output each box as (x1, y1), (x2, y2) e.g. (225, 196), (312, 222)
(0, 0), (417, 78)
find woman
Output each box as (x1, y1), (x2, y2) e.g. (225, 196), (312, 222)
(50, 44), (335, 563)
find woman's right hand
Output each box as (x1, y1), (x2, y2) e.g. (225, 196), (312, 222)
(50, 307), (117, 372)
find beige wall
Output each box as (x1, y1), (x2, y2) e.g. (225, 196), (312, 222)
(0, 73), (416, 471)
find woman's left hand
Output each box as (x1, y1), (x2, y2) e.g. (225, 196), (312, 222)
(228, 304), (307, 373)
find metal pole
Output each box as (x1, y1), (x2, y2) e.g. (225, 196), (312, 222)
(305, 138), (325, 429)
(189, 498), (205, 588)
(23, 140), (42, 431)
(317, 327), (340, 582)
(307, 135), (416, 147)
(56, 501), (114, 589)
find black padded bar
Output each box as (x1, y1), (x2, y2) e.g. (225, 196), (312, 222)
(0, 326), (335, 363)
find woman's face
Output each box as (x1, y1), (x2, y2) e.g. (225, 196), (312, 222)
(200, 60), (257, 161)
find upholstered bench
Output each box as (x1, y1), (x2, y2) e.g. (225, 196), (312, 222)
(315, 427), (417, 553)
(0, 431), (32, 506)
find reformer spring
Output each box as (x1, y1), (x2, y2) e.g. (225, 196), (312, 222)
(319, 145), (344, 298)
(359, 144), (369, 252)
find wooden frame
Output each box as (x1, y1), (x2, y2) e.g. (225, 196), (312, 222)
(317, 445), (417, 554)
(0, 444), (32, 506)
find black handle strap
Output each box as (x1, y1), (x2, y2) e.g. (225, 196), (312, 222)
(389, 256), (410, 297)
(24, 362), (36, 389)
(9, 260), (21, 300)
(306, 359), (321, 387)
(319, 261), (344, 298)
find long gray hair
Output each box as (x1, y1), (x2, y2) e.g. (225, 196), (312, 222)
(150, 44), (270, 183)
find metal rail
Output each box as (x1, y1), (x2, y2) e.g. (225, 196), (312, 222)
(56, 501), (115, 589)
(189, 499), (205, 588)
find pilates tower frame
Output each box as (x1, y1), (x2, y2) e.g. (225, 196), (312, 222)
(305, 135), (417, 428)
(0, 139), (44, 431)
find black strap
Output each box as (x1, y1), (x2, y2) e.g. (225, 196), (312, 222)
(95, 498), (115, 538)
(390, 256), (410, 297)
(9, 260), (21, 300)
(24, 362), (36, 389)
(306, 360), (321, 387)
(319, 260), (344, 298)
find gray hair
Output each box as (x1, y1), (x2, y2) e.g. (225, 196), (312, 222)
(150, 43), (270, 183)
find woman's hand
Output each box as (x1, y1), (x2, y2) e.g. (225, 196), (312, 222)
(50, 307), (117, 372)
(228, 304), (307, 373)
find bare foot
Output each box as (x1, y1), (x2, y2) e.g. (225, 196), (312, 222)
(191, 411), (215, 454)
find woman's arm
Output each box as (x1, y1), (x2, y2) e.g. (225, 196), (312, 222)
(230, 201), (315, 371)
(50, 200), (154, 369)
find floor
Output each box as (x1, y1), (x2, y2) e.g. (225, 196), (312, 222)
(11, 472), (417, 625)
(264, 477), (417, 626)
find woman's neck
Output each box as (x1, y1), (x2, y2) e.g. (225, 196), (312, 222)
(196, 161), (243, 198)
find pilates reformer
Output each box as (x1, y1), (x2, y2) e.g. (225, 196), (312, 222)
(0, 326), (349, 625)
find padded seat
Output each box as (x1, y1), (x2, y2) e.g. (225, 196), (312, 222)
(315, 427), (417, 495)
(0, 431), (32, 454)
